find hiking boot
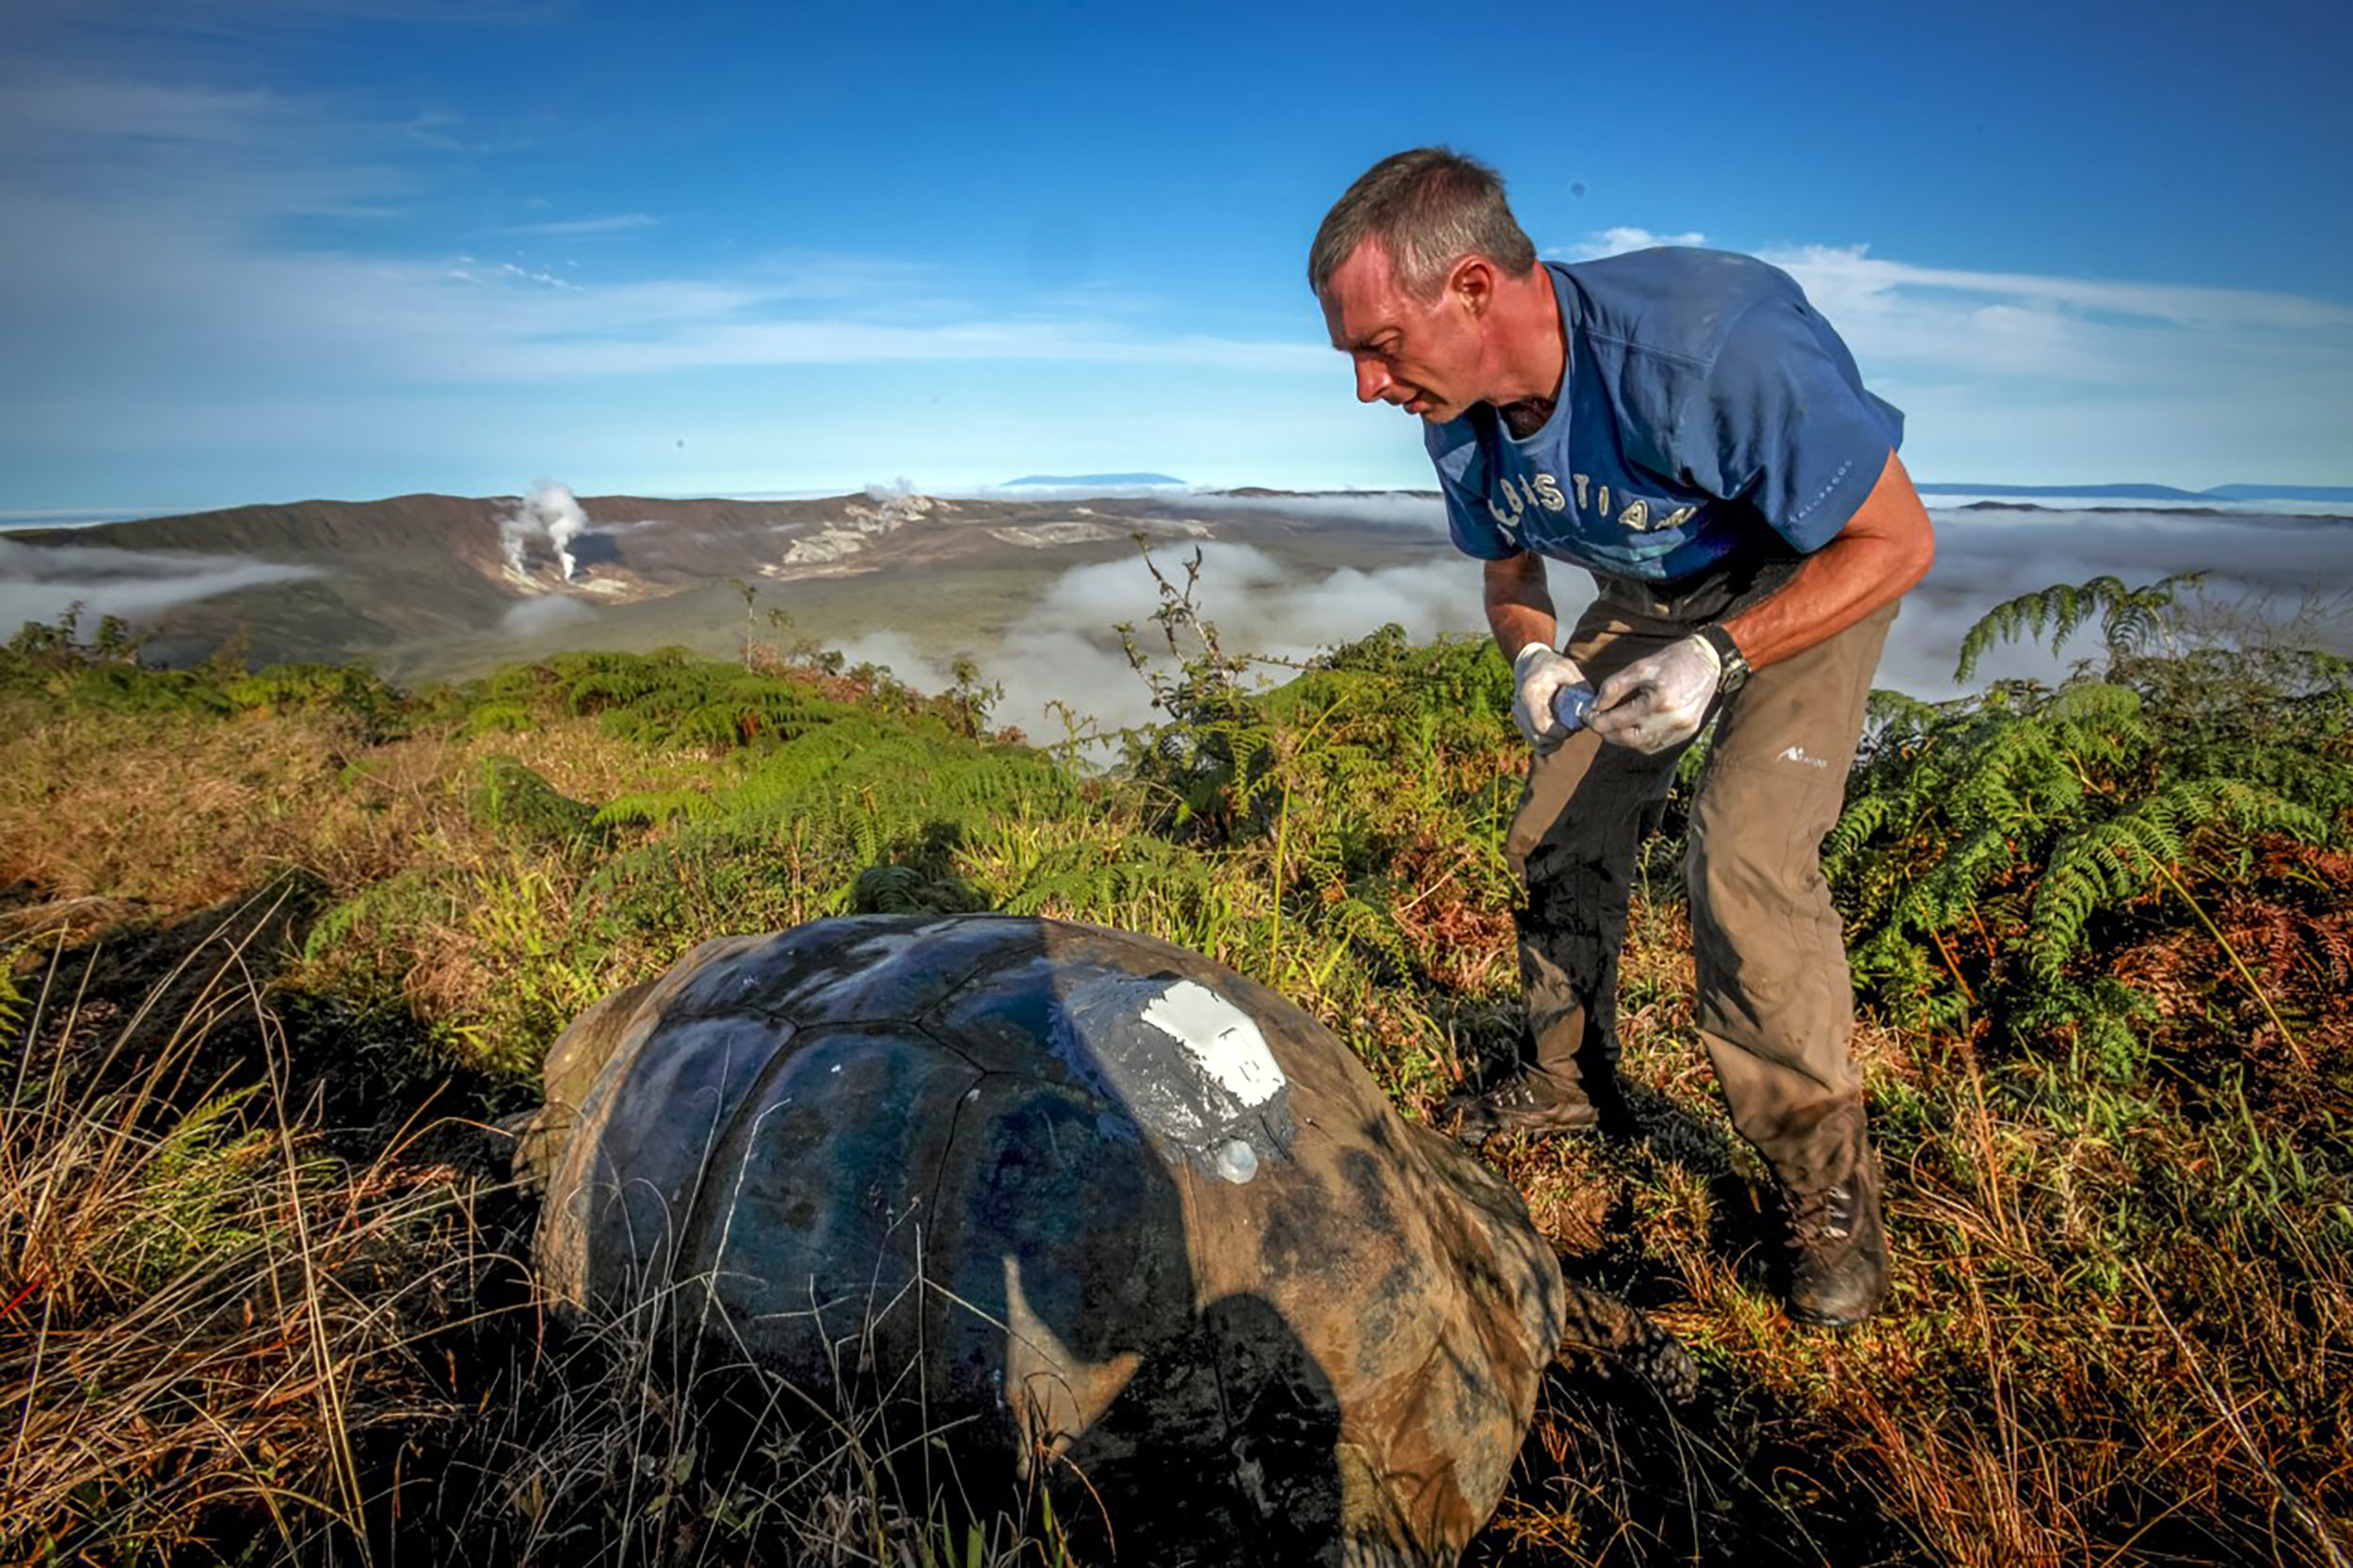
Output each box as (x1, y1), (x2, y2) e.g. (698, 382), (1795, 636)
(1772, 1137), (1889, 1328)
(1445, 1069), (1608, 1147)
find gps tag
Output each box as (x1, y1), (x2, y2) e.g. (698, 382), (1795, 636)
(1551, 682), (1596, 733)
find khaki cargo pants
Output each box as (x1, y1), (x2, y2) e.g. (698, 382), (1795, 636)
(1507, 560), (1896, 1192)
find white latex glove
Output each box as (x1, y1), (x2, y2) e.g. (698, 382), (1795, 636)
(1589, 633), (1723, 755)
(1511, 642), (1587, 751)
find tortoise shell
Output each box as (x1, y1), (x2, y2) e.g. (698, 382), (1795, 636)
(532, 914), (1568, 1564)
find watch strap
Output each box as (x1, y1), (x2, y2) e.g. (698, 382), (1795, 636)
(1697, 624), (1751, 693)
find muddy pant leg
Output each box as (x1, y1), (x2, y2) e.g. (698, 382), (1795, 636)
(1685, 600), (1897, 1190)
(1505, 606), (1690, 1098)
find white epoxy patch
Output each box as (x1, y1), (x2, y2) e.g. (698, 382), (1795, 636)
(1140, 981), (1286, 1107)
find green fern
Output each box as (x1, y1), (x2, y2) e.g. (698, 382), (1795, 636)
(464, 700), (535, 735)
(1952, 572), (2202, 682)
(2027, 779), (2329, 982)
(593, 789), (719, 829)
(1833, 574), (2347, 1053)
(302, 870), (440, 964)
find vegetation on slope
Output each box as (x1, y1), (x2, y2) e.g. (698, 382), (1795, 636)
(0, 580), (2346, 1565)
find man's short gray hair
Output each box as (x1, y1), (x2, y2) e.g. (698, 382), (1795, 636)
(1308, 148), (1537, 300)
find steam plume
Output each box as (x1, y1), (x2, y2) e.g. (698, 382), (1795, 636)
(498, 480), (590, 581)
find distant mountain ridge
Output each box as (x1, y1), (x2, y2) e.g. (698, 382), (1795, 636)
(0, 486), (1452, 683)
(1918, 481), (2353, 504)
(2202, 484), (2353, 503)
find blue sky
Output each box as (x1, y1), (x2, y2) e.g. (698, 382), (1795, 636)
(4, 0), (2348, 512)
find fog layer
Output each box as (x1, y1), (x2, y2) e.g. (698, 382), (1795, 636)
(856, 504), (2352, 745)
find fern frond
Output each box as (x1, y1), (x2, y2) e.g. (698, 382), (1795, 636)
(593, 790), (718, 829)
(2025, 779), (2327, 980)
(1954, 574), (2203, 682)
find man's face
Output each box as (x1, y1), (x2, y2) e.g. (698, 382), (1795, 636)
(1320, 241), (1484, 424)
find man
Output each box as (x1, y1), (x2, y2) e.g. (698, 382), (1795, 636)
(1309, 149), (1934, 1327)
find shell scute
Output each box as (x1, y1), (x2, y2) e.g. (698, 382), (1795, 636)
(539, 1010), (794, 1307)
(682, 1024), (982, 1323)
(659, 915), (1009, 1027)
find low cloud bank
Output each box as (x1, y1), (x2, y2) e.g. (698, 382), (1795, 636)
(500, 595), (599, 637)
(1890, 507), (2353, 696)
(840, 504), (2353, 748)
(835, 540), (1496, 748)
(0, 536), (320, 632)
(1033, 543), (1488, 661)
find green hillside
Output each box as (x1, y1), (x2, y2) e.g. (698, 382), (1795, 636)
(2, 584), (2347, 1565)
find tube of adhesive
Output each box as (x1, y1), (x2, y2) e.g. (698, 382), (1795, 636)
(1550, 682), (1597, 734)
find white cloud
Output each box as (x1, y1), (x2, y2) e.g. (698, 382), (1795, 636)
(488, 262), (569, 288)
(820, 540), (1497, 745)
(7, 75), (289, 148)
(1757, 243), (2353, 386)
(1765, 246), (2353, 335)
(1523, 221), (2352, 486)
(991, 542), (1495, 738)
(1555, 227), (1709, 260)
(1882, 505), (2353, 696)
(0, 58), (1324, 418)
(1753, 245), (2353, 484)
(1178, 491), (1446, 533)
(502, 213), (659, 236)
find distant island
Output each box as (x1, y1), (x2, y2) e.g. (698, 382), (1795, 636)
(996, 472), (1187, 488)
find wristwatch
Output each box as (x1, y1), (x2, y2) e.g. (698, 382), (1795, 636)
(1696, 623), (1752, 695)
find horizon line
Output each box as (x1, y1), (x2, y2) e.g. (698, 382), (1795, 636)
(8, 475), (2353, 525)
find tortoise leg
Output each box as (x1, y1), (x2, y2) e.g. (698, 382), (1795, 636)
(1554, 1281), (1699, 1405)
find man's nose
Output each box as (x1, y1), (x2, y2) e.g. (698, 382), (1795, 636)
(1353, 356), (1391, 404)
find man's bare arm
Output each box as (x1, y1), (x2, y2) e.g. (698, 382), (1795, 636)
(1483, 550), (1560, 657)
(1721, 451), (1936, 666)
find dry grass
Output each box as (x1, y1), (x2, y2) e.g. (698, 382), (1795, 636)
(0, 703), (720, 925)
(0, 889), (492, 1564)
(5, 654), (2349, 1565)
(0, 699), (731, 1093)
(426, 1270), (1079, 1568)
(0, 708), (374, 912)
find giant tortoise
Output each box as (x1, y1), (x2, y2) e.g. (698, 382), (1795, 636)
(523, 914), (1689, 1564)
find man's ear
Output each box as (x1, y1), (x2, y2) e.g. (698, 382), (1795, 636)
(1448, 255), (1495, 317)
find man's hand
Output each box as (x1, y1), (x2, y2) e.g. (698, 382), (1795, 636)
(1590, 634), (1721, 754)
(1512, 642), (1587, 751)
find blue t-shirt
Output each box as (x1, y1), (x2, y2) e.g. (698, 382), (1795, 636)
(1425, 248), (1903, 582)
